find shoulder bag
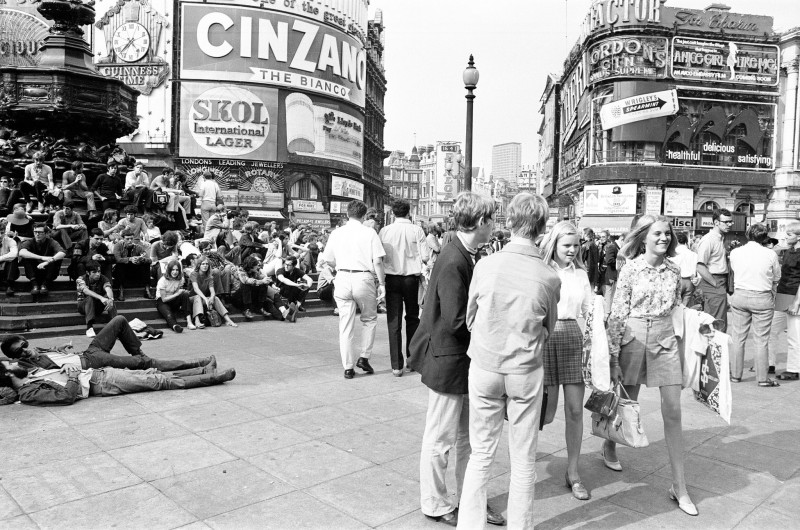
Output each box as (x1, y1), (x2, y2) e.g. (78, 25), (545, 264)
(206, 308), (222, 327)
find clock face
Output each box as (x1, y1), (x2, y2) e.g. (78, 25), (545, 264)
(112, 22), (150, 63)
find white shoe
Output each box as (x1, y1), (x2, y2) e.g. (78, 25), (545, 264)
(85, 328), (96, 338)
(669, 487), (698, 516)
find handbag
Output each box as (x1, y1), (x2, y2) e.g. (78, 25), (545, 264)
(206, 308), (222, 327)
(591, 385), (649, 448)
(539, 385), (560, 430)
(584, 387), (619, 418)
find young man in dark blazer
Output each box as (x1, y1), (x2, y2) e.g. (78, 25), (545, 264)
(601, 233), (620, 316)
(408, 192), (504, 527)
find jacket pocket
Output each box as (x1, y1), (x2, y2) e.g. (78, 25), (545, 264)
(620, 329), (635, 346)
(656, 332), (677, 354)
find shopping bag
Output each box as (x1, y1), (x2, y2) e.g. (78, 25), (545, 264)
(591, 385), (649, 448)
(582, 295), (611, 391)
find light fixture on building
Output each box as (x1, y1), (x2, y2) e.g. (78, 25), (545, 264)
(463, 54), (479, 191)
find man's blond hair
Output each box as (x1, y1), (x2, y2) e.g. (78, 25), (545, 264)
(452, 192), (495, 232)
(507, 193), (549, 240)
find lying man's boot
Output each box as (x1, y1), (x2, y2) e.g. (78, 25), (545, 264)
(178, 368), (236, 388)
(150, 355), (217, 372)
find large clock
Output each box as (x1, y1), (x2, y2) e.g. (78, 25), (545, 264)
(112, 22), (150, 63)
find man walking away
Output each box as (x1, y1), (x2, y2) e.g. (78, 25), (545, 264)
(673, 231), (699, 307)
(380, 199), (429, 376)
(696, 209), (732, 331)
(321, 200), (386, 379)
(580, 228), (600, 291)
(408, 192), (504, 527)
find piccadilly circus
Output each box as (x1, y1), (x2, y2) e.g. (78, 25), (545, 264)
(0, 0), (385, 227)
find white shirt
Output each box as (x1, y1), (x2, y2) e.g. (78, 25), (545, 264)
(379, 218), (428, 276)
(322, 219), (386, 272)
(554, 262), (593, 320)
(124, 170), (149, 190)
(195, 177), (222, 204)
(672, 245), (698, 279)
(730, 241), (781, 292)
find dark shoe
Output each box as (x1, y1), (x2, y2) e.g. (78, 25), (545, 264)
(425, 510), (457, 527)
(243, 309), (254, 321)
(180, 368), (236, 388)
(30, 284), (40, 296)
(5, 285), (14, 296)
(172, 324), (183, 333)
(39, 284), (49, 295)
(288, 303), (298, 323)
(116, 288), (125, 302)
(758, 379), (780, 387)
(768, 365), (776, 374)
(486, 506), (505, 526)
(778, 371), (799, 381)
(344, 369), (355, 379)
(297, 305), (306, 312)
(565, 474), (591, 501)
(200, 355), (217, 370)
(258, 308), (270, 318)
(356, 357), (374, 374)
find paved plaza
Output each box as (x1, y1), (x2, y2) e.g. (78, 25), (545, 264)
(1, 315), (799, 529)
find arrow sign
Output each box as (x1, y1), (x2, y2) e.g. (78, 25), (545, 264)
(600, 89), (678, 130)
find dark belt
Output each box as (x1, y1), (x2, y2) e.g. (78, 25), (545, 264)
(338, 269), (370, 273)
(712, 273), (728, 276)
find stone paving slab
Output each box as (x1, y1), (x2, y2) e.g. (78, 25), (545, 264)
(1, 314), (799, 529)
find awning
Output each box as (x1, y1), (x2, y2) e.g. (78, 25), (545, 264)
(577, 216), (635, 235)
(249, 210), (285, 220)
(292, 212), (332, 230)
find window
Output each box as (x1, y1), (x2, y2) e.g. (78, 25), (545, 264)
(736, 202), (755, 216)
(290, 178), (319, 200)
(699, 201), (720, 212)
(412, 174), (418, 182)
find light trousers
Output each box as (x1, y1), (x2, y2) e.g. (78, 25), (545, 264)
(730, 289), (774, 381)
(458, 364), (544, 530)
(333, 271), (377, 369)
(768, 309), (786, 368)
(420, 390), (469, 517)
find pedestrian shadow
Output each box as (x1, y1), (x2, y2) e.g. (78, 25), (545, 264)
(485, 424), (798, 528)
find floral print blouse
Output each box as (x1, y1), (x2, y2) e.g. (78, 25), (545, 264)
(607, 255), (681, 356)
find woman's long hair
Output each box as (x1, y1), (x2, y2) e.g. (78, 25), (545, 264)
(164, 260), (183, 282)
(539, 221), (586, 271)
(195, 256), (212, 278)
(620, 215), (677, 260)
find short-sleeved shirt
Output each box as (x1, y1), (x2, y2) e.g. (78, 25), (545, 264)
(20, 237), (64, 257)
(322, 219), (385, 272)
(53, 211), (84, 228)
(24, 163), (53, 186)
(730, 241), (781, 292)
(76, 274), (111, 302)
(696, 230), (728, 274)
(277, 267), (303, 284)
(778, 247), (800, 295)
(190, 269), (218, 296)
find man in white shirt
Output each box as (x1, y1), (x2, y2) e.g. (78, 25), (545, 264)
(379, 199), (429, 376)
(321, 200), (386, 379)
(672, 231), (699, 306)
(696, 209), (732, 331)
(124, 162), (151, 212)
(194, 171), (223, 233)
(729, 223), (781, 386)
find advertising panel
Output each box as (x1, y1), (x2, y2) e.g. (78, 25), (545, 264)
(600, 89), (678, 130)
(583, 184), (637, 216)
(588, 36), (668, 84)
(671, 37), (779, 86)
(664, 187), (694, 217)
(561, 57), (587, 142)
(179, 82), (279, 160)
(663, 98), (775, 170)
(558, 133), (588, 191)
(176, 158), (285, 211)
(645, 187), (662, 215)
(180, 3), (366, 106)
(330, 175), (364, 200)
(436, 142), (461, 202)
(0, 8), (48, 66)
(284, 92), (363, 170)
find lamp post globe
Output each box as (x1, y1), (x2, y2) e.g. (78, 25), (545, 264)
(463, 55), (479, 192)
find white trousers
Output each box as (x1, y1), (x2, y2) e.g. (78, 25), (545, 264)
(774, 309), (800, 373)
(458, 364), (543, 530)
(420, 390), (470, 517)
(333, 271), (377, 369)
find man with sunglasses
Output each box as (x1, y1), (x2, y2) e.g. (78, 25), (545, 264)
(18, 223), (65, 296)
(696, 208), (733, 331)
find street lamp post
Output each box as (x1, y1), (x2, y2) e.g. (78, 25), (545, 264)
(463, 54), (479, 192)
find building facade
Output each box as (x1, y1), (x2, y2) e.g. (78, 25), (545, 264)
(491, 142), (522, 185)
(418, 141), (463, 222)
(63, 0), (386, 228)
(384, 148), (421, 218)
(517, 165), (539, 194)
(541, 2), (786, 236)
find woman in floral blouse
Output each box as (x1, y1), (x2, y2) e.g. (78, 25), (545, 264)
(604, 215), (697, 517)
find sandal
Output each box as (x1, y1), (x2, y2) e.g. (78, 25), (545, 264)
(778, 371), (799, 381)
(758, 379), (780, 387)
(226, 321), (238, 327)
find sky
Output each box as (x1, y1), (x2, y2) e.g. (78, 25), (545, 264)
(369, 0), (800, 173)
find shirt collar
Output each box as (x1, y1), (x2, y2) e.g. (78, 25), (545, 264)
(509, 236), (536, 247)
(394, 218), (411, 224)
(456, 232), (477, 255)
